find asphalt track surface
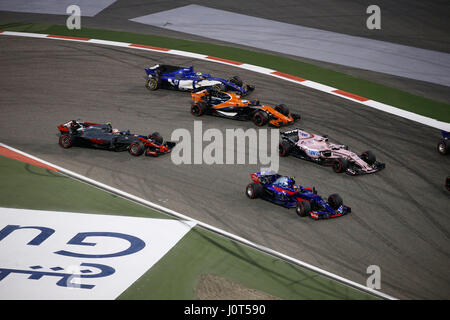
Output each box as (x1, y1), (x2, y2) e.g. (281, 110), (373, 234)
(2, 0), (450, 103)
(1, 36), (449, 299)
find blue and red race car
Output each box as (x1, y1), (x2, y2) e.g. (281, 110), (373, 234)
(246, 171), (351, 220)
(144, 64), (255, 96)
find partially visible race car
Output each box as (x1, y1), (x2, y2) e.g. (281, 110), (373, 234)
(437, 131), (449, 155)
(446, 176), (450, 191)
(144, 64), (255, 96)
(279, 128), (385, 175)
(57, 120), (175, 157)
(190, 88), (301, 127)
(246, 171), (351, 220)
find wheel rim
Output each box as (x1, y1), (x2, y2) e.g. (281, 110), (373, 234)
(130, 144), (139, 154)
(146, 79), (156, 90)
(254, 114), (263, 126)
(61, 136), (70, 147)
(438, 143), (446, 154)
(334, 161), (341, 172)
(247, 187), (253, 197)
(192, 105), (200, 116)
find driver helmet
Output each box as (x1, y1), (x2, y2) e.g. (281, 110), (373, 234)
(287, 176), (296, 187)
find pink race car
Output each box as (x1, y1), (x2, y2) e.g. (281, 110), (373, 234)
(279, 129), (385, 175)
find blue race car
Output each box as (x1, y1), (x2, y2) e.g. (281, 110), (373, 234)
(144, 64), (255, 96)
(437, 131), (449, 155)
(246, 171), (351, 220)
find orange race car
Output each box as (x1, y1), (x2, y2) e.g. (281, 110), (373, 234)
(190, 88), (301, 127)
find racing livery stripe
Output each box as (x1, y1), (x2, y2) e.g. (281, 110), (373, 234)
(46, 34), (91, 41)
(270, 71), (306, 82)
(332, 89), (369, 102)
(0, 146), (58, 171)
(205, 56), (243, 65)
(128, 43), (170, 51)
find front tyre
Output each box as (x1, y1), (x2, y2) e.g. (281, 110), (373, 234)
(229, 76), (243, 87)
(296, 201), (311, 217)
(145, 78), (158, 91)
(361, 150), (376, 165)
(128, 141), (145, 156)
(333, 158), (348, 173)
(252, 111), (269, 126)
(275, 104), (290, 116)
(246, 183), (264, 199)
(438, 140), (449, 155)
(59, 135), (73, 149)
(149, 132), (163, 144)
(328, 193), (343, 210)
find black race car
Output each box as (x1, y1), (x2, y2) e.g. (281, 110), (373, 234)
(57, 120), (175, 157)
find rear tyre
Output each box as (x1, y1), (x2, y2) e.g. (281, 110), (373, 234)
(59, 135), (72, 149)
(275, 104), (290, 116)
(437, 140), (449, 155)
(296, 201), (311, 217)
(328, 193), (343, 210)
(361, 150), (376, 165)
(128, 141), (145, 156)
(252, 111), (269, 126)
(333, 158), (348, 173)
(246, 183), (264, 199)
(279, 141), (291, 157)
(191, 102), (207, 116)
(149, 132), (163, 144)
(145, 78), (158, 91)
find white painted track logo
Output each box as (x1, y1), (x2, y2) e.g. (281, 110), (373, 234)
(0, 208), (196, 299)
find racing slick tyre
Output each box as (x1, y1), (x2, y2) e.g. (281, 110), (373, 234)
(246, 183), (264, 199)
(296, 201), (311, 217)
(437, 139), (449, 155)
(274, 104), (290, 116)
(59, 134), (73, 149)
(333, 158), (349, 173)
(252, 111), (269, 126)
(191, 102), (207, 117)
(229, 76), (243, 87)
(328, 193), (343, 210)
(279, 141), (291, 157)
(149, 132), (163, 144)
(145, 78), (159, 91)
(361, 150), (376, 165)
(128, 141), (145, 156)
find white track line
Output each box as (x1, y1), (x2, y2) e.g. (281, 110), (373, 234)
(0, 142), (397, 300)
(0, 30), (448, 131)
